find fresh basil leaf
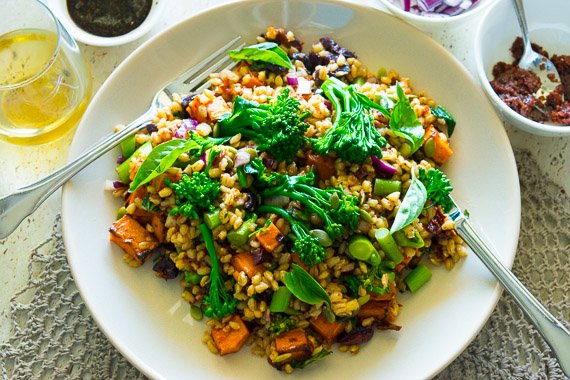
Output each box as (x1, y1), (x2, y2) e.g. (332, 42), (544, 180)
(283, 264), (331, 306)
(390, 170), (427, 234)
(354, 90), (390, 117)
(390, 82), (425, 154)
(430, 105), (456, 137)
(228, 42), (293, 70)
(130, 139), (201, 191)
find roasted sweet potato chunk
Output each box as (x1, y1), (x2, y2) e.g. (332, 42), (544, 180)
(274, 328), (313, 362)
(211, 315), (250, 355)
(150, 213), (166, 243)
(231, 252), (265, 281)
(306, 153), (336, 180)
(256, 221), (284, 253)
(357, 300), (390, 321)
(109, 215), (159, 266)
(309, 315), (346, 344)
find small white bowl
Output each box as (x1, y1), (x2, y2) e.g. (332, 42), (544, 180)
(45, 0), (166, 47)
(377, 0), (498, 33)
(475, 0), (570, 137)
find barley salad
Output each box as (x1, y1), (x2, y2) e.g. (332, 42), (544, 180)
(107, 27), (466, 373)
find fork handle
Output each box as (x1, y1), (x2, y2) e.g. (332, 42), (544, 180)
(454, 217), (570, 377)
(0, 110), (153, 240)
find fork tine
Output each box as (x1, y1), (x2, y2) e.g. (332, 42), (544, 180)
(190, 60), (239, 95)
(177, 36), (243, 85)
(184, 43), (245, 89)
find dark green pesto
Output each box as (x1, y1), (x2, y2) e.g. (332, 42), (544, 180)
(66, 0), (152, 37)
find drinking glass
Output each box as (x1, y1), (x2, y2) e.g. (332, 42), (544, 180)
(0, 0), (91, 145)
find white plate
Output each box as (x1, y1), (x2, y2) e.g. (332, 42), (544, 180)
(62, 1), (520, 379)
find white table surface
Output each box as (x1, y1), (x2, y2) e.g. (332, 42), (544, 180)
(1, 0), (568, 373)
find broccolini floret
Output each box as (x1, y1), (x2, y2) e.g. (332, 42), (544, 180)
(198, 224), (237, 319)
(257, 205), (326, 267)
(312, 77), (389, 164)
(246, 158), (361, 241)
(217, 88), (311, 162)
(165, 148), (222, 220)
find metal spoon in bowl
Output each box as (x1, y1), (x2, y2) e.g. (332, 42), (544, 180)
(510, 0), (561, 97)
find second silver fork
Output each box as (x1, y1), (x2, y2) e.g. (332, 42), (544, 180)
(0, 36), (244, 240)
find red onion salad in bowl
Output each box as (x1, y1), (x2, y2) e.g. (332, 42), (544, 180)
(378, 0), (498, 32)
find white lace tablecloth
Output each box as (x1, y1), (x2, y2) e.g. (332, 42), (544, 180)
(1, 1), (569, 378)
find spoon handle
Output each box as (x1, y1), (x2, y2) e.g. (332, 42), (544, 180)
(0, 111), (152, 240)
(510, 0), (532, 49)
(453, 214), (570, 377)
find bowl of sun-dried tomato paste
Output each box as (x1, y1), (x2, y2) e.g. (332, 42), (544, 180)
(474, 0), (570, 136)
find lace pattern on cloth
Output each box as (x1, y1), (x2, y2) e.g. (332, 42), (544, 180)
(1, 149), (569, 379)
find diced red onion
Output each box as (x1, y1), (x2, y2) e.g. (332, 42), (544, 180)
(391, 0), (476, 16)
(113, 181), (127, 189)
(418, 0), (443, 12)
(324, 99), (332, 111)
(371, 155), (397, 176)
(443, 0), (462, 6)
(116, 154), (126, 164)
(234, 151), (251, 168)
(174, 118), (198, 139)
(287, 76), (299, 86)
(459, 0), (472, 9)
(434, 4), (449, 12)
(442, 5), (464, 15)
(296, 77), (312, 95)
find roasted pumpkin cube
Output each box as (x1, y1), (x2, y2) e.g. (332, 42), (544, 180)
(309, 315), (346, 344)
(211, 315), (250, 355)
(109, 215), (159, 266)
(274, 328), (313, 362)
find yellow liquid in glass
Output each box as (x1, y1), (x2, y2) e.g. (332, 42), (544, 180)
(0, 29), (91, 145)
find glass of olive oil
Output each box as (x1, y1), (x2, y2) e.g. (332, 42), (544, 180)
(0, 0), (91, 145)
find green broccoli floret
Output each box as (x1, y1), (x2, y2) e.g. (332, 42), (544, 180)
(166, 148), (222, 220)
(198, 224), (237, 319)
(293, 182), (361, 232)
(257, 205), (326, 267)
(245, 158), (361, 241)
(418, 167), (454, 212)
(312, 77), (389, 164)
(217, 88), (311, 162)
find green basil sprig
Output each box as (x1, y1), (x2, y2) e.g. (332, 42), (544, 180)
(283, 264), (331, 306)
(390, 82), (425, 154)
(390, 170), (427, 234)
(228, 42), (293, 70)
(130, 139), (202, 190)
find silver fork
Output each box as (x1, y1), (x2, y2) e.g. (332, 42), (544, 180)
(448, 199), (570, 377)
(0, 36), (244, 240)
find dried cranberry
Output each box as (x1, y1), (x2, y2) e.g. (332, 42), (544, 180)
(337, 325), (374, 345)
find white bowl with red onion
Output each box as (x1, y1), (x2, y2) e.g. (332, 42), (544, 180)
(378, 0), (498, 32)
